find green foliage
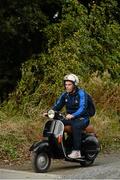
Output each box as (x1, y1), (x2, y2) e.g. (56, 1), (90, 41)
(0, 134), (18, 160)
(2, 0), (120, 111)
(0, 139), (18, 160)
(0, 0), (120, 103)
(0, 0), (62, 102)
(87, 1), (120, 79)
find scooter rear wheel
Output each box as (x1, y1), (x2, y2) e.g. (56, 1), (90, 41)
(80, 159), (94, 167)
(32, 152), (51, 173)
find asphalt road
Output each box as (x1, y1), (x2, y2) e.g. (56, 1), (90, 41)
(0, 153), (120, 179)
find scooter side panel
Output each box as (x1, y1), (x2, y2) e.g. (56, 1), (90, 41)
(82, 135), (100, 153)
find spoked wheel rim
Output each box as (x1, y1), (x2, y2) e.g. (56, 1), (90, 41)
(36, 152), (50, 171)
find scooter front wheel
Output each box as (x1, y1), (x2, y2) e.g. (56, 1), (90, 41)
(32, 152), (51, 173)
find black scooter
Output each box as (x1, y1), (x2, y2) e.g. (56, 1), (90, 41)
(29, 110), (100, 173)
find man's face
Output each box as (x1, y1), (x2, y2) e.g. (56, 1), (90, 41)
(65, 81), (74, 93)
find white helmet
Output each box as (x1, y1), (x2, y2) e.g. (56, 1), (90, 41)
(64, 74), (79, 86)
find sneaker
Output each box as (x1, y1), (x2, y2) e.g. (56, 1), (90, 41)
(68, 150), (81, 159)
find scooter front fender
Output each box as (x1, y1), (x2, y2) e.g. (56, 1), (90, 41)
(29, 140), (49, 153)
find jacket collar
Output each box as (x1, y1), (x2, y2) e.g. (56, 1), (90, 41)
(68, 87), (79, 96)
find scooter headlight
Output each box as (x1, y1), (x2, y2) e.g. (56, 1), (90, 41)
(48, 109), (55, 119)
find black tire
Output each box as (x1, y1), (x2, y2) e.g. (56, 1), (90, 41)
(80, 151), (96, 167)
(32, 152), (51, 173)
(80, 159), (94, 167)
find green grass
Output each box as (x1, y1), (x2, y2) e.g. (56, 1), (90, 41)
(91, 110), (120, 152)
(0, 108), (120, 163)
(0, 111), (45, 163)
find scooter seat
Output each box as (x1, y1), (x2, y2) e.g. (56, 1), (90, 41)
(64, 124), (95, 134)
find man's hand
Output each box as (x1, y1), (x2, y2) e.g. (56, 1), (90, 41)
(66, 114), (74, 120)
(43, 112), (48, 117)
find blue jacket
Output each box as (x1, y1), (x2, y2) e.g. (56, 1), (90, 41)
(52, 88), (88, 119)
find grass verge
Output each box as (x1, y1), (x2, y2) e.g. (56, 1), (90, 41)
(0, 108), (120, 165)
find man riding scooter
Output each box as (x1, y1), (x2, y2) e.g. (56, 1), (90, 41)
(44, 74), (91, 159)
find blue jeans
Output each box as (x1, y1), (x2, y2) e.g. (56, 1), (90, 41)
(62, 117), (89, 150)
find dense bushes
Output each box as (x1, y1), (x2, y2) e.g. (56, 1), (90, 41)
(0, 0), (62, 102)
(0, 0), (120, 103)
(2, 0), (119, 109)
